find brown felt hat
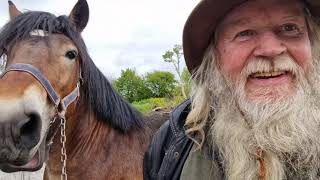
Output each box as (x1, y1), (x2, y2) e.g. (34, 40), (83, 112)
(183, 0), (320, 73)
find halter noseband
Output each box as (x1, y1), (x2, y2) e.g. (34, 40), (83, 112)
(1, 63), (80, 112)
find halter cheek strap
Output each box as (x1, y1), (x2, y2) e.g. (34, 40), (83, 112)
(0, 63), (80, 112)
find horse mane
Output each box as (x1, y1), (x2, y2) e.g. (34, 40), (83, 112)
(0, 11), (144, 132)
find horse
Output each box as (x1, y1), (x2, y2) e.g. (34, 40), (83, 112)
(0, 0), (168, 179)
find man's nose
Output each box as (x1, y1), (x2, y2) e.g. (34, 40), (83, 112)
(253, 32), (286, 59)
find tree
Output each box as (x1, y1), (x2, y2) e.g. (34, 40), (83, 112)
(162, 44), (187, 98)
(181, 67), (192, 96)
(145, 71), (177, 98)
(113, 68), (151, 102)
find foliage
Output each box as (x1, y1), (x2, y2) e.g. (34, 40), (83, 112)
(113, 68), (151, 102)
(162, 44), (183, 65)
(132, 98), (168, 113)
(144, 71), (177, 98)
(162, 44), (187, 98)
(113, 69), (179, 103)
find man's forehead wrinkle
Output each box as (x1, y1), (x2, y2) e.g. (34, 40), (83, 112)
(224, 18), (252, 29)
(225, 15), (305, 29)
(220, 2), (305, 30)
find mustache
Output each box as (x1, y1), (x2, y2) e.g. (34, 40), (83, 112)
(240, 54), (300, 78)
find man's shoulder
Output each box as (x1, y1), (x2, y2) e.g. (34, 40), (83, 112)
(144, 99), (193, 180)
(153, 98), (191, 139)
(147, 98), (191, 153)
(169, 98), (192, 134)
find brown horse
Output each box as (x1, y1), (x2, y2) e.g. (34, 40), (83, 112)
(0, 1), (168, 179)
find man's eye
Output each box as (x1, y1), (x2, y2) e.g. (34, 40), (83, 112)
(235, 30), (256, 41)
(279, 24), (300, 35)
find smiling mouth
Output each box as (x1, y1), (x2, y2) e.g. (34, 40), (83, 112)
(250, 70), (289, 79)
(247, 69), (295, 88)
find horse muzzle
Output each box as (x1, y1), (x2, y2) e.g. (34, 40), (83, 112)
(0, 83), (53, 172)
(0, 105), (45, 172)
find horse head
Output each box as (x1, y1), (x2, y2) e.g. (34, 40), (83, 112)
(0, 0), (89, 172)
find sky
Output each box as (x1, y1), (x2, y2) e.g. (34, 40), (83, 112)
(0, 0), (199, 79)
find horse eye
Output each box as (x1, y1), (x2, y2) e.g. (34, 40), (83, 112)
(65, 50), (78, 60)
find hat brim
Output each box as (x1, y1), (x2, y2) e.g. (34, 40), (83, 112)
(183, 0), (320, 73)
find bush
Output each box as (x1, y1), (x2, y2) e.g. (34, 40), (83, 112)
(113, 68), (151, 102)
(144, 71), (177, 98)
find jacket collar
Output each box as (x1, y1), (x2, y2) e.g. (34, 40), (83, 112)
(169, 99), (191, 137)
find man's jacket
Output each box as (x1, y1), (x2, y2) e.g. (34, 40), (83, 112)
(143, 99), (194, 180)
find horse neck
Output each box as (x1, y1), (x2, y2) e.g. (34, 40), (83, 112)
(45, 101), (152, 179)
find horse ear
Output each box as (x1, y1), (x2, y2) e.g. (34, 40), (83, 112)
(69, 0), (89, 32)
(8, 1), (22, 19)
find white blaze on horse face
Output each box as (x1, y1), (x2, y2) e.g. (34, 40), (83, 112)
(29, 29), (49, 37)
(0, 98), (24, 123)
(22, 84), (56, 156)
(0, 84), (54, 142)
(23, 85), (56, 140)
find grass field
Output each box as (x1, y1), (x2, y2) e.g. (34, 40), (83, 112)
(132, 96), (186, 113)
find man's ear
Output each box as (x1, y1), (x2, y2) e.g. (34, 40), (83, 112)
(68, 0), (89, 32)
(8, 1), (22, 19)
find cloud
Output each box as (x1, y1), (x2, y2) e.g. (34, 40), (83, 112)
(0, 0), (198, 78)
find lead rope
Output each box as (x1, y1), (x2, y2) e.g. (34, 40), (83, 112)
(48, 112), (68, 180)
(60, 117), (67, 180)
(58, 111), (68, 180)
(58, 82), (80, 180)
(256, 148), (266, 180)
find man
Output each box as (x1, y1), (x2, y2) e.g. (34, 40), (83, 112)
(144, 0), (320, 179)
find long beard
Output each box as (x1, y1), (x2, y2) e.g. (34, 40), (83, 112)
(209, 55), (320, 180)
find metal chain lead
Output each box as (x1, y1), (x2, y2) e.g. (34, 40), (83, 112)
(60, 117), (68, 180)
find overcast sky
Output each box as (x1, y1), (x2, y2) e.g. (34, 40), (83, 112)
(0, 0), (199, 79)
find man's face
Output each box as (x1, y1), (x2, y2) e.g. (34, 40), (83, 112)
(215, 0), (312, 102)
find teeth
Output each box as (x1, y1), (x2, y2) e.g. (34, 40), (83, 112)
(252, 71), (285, 78)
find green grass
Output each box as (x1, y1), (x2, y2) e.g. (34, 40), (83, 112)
(132, 96), (186, 113)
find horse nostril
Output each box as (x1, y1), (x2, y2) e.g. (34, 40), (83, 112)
(19, 113), (41, 149)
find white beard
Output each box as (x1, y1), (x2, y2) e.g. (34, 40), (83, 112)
(208, 55), (320, 180)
